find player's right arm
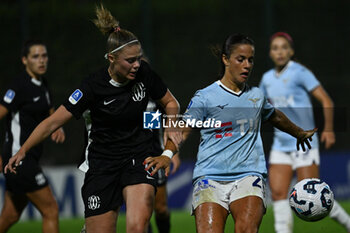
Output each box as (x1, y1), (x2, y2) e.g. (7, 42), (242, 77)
(5, 105), (73, 174)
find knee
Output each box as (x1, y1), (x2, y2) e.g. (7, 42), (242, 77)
(128, 221), (148, 233)
(154, 203), (169, 218)
(1, 212), (21, 225)
(271, 188), (289, 200)
(235, 218), (259, 233)
(41, 201), (59, 219)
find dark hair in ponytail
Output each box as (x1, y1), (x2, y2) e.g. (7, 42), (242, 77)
(212, 33), (254, 77)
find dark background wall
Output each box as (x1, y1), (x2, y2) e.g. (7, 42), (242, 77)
(0, 0), (349, 165)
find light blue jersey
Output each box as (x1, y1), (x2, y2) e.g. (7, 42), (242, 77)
(259, 61), (320, 152)
(184, 81), (274, 182)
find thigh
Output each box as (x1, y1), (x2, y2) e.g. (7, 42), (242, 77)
(123, 183), (155, 219)
(295, 149), (320, 180)
(195, 202), (228, 233)
(123, 183), (155, 226)
(269, 164), (293, 200)
(296, 163), (319, 181)
(85, 210), (118, 233)
(1, 191), (28, 218)
(26, 186), (57, 214)
(230, 196), (265, 232)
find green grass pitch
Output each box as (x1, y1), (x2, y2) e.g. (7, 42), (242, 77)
(7, 201), (350, 233)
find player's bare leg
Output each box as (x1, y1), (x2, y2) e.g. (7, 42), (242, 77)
(269, 164), (294, 233)
(85, 210), (118, 233)
(296, 163), (319, 181)
(194, 203), (228, 233)
(0, 191), (28, 233)
(230, 196), (265, 233)
(123, 183), (154, 233)
(27, 186), (59, 233)
(154, 184), (170, 233)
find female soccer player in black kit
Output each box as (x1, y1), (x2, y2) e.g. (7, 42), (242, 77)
(0, 40), (65, 233)
(5, 5), (180, 233)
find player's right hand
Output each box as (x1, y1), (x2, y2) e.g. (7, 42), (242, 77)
(4, 150), (26, 174)
(144, 155), (171, 177)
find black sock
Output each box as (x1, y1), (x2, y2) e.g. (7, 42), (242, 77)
(155, 213), (170, 233)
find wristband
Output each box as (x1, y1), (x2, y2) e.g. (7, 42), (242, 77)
(161, 149), (174, 159)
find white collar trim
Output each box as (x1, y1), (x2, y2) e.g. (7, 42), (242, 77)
(216, 80), (243, 95)
(109, 78), (130, 87)
(31, 78), (42, 86)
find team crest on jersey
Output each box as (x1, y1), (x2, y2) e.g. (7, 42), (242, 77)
(248, 98), (260, 108)
(87, 195), (101, 210)
(69, 89), (83, 105)
(132, 82), (146, 101)
(3, 89), (15, 103)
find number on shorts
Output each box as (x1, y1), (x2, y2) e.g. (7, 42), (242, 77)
(252, 177), (262, 188)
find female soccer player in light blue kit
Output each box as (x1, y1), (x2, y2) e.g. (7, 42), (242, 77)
(183, 34), (316, 233)
(260, 32), (350, 233)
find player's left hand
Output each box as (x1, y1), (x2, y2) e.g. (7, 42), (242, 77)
(320, 131), (335, 149)
(163, 128), (182, 150)
(296, 128), (317, 151)
(51, 127), (65, 143)
(144, 155), (171, 177)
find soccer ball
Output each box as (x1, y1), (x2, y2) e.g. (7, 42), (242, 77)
(289, 178), (334, 221)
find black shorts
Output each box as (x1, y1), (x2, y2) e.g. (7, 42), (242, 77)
(4, 156), (48, 194)
(82, 155), (158, 218)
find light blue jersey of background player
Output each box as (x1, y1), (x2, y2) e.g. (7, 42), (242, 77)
(184, 80), (274, 183)
(259, 61), (320, 152)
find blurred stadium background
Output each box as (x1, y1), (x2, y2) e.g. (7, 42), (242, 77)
(0, 0), (349, 232)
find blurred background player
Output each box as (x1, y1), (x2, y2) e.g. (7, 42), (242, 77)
(181, 33), (316, 233)
(0, 39), (65, 233)
(259, 32), (350, 233)
(5, 5), (180, 233)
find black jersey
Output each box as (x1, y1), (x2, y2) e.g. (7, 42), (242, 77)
(0, 72), (52, 163)
(64, 61), (167, 171)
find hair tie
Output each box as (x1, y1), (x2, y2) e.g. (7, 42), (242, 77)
(114, 26), (121, 32)
(270, 32), (294, 46)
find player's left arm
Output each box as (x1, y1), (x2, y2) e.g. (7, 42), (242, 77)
(268, 109), (317, 151)
(311, 86), (335, 149)
(158, 89), (182, 149)
(49, 108), (65, 143)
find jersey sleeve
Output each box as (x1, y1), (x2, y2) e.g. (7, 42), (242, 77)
(298, 67), (320, 92)
(183, 90), (207, 123)
(0, 79), (23, 112)
(142, 61), (168, 100)
(261, 95), (275, 121)
(63, 79), (94, 119)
